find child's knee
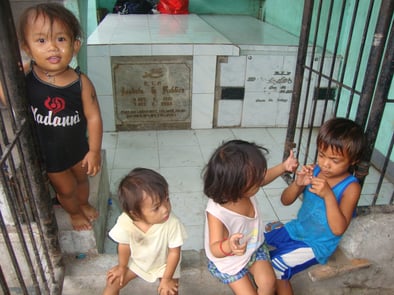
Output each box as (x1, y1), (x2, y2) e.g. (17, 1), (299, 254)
(256, 275), (276, 292)
(252, 269), (276, 293)
(56, 188), (76, 199)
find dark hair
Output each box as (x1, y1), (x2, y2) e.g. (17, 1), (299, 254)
(18, 3), (83, 48)
(118, 168), (169, 220)
(203, 140), (268, 204)
(317, 117), (365, 164)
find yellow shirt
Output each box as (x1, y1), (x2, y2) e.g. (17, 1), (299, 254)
(109, 212), (187, 282)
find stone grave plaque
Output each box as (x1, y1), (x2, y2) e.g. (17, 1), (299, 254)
(112, 56), (192, 130)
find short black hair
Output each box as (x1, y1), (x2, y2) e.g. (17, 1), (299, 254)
(203, 140), (268, 204)
(18, 3), (83, 48)
(317, 117), (365, 164)
(118, 168), (168, 220)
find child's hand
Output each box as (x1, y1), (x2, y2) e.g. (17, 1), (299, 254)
(106, 265), (128, 286)
(229, 233), (247, 256)
(283, 149), (299, 172)
(158, 278), (178, 295)
(82, 150), (101, 176)
(295, 164), (314, 186)
(309, 177), (332, 199)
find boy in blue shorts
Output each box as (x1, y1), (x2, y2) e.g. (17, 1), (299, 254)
(264, 117), (365, 295)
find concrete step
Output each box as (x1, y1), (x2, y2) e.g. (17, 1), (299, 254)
(308, 248), (372, 282)
(54, 151), (110, 254)
(62, 250), (233, 295)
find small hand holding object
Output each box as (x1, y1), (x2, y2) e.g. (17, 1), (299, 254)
(309, 177), (332, 199)
(283, 149), (299, 172)
(296, 164), (314, 186)
(229, 233), (247, 256)
(158, 278), (178, 295)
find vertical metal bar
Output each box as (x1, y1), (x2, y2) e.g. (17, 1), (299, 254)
(283, 0), (314, 182)
(333, 0), (360, 114)
(0, 265), (11, 295)
(356, 0), (394, 127)
(374, 132), (394, 206)
(0, 202), (28, 294)
(0, 0), (64, 293)
(322, 0), (346, 119)
(1, 139), (41, 295)
(312, 0), (334, 126)
(355, 0), (393, 188)
(345, 0), (374, 118)
(304, 0), (324, 165)
(364, 8), (394, 197)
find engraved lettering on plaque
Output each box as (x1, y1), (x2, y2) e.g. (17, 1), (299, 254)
(112, 56), (192, 130)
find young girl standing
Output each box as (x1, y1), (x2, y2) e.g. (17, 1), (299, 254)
(203, 140), (298, 295)
(17, 3), (103, 230)
(104, 168), (187, 295)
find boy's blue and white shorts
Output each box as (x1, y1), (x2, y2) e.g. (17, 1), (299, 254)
(207, 243), (270, 284)
(264, 226), (318, 280)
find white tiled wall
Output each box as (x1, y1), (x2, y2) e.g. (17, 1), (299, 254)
(88, 14), (338, 132)
(87, 14), (239, 132)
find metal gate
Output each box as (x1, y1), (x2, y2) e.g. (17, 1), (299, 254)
(283, 0), (394, 207)
(0, 1), (64, 294)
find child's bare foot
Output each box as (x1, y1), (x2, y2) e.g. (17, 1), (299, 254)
(81, 204), (99, 222)
(70, 213), (92, 231)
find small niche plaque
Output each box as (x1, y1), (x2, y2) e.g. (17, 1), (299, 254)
(112, 56), (192, 130)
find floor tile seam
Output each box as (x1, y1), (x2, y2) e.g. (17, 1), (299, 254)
(259, 189), (281, 221)
(195, 141), (207, 170)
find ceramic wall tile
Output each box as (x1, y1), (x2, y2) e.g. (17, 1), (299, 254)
(194, 44), (235, 56)
(216, 100), (243, 127)
(220, 56), (246, 87)
(152, 44), (193, 56)
(87, 45), (109, 57)
(191, 93), (214, 129)
(192, 56), (216, 94)
(110, 44), (152, 56)
(241, 92), (277, 127)
(87, 56), (112, 95)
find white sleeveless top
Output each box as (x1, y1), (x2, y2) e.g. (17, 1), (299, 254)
(204, 196), (265, 275)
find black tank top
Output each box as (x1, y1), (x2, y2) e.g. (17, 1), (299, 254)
(25, 68), (89, 172)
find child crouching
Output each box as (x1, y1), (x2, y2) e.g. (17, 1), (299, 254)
(103, 168), (187, 295)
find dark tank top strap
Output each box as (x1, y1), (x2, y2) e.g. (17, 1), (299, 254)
(74, 66), (82, 76)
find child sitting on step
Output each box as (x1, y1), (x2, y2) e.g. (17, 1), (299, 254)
(103, 168), (187, 295)
(203, 140), (298, 295)
(264, 117), (366, 295)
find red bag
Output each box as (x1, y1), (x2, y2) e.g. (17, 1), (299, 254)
(157, 0), (189, 14)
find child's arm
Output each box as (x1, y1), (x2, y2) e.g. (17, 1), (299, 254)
(281, 164), (313, 205)
(158, 246), (181, 295)
(80, 74), (103, 176)
(262, 149), (298, 185)
(207, 212), (246, 257)
(310, 178), (361, 235)
(107, 243), (131, 286)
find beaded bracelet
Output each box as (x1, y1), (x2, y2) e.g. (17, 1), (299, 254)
(219, 238), (233, 256)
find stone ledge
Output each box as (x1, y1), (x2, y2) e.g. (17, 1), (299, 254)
(308, 248), (371, 282)
(62, 250), (233, 295)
